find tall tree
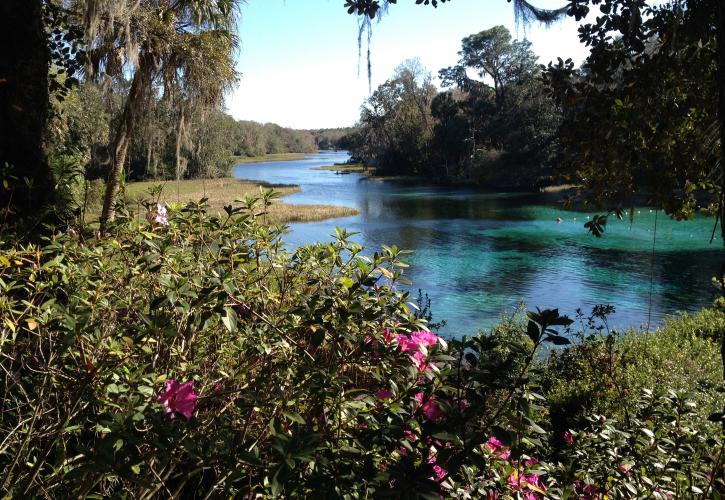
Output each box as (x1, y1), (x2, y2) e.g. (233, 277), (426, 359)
(76, 0), (240, 231)
(0, 0), (52, 221)
(455, 26), (539, 109)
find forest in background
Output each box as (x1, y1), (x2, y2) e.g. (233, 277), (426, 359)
(51, 81), (351, 184)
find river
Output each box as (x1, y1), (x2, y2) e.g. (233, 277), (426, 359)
(233, 151), (721, 337)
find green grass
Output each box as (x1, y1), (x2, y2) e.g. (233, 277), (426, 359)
(230, 153), (308, 164)
(119, 177), (358, 224)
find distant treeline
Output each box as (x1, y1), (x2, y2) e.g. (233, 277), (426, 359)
(310, 128), (354, 151)
(52, 83), (352, 183)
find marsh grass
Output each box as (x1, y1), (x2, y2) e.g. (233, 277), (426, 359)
(110, 177), (357, 224)
(313, 163), (372, 174)
(231, 153), (307, 164)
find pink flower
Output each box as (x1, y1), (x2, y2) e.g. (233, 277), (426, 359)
(411, 351), (430, 372)
(414, 392), (425, 405)
(422, 399), (444, 422)
(404, 429), (418, 441)
(564, 431), (574, 445)
(397, 334), (418, 353)
(410, 330), (439, 348)
(508, 471), (546, 497)
(616, 463), (631, 477)
(486, 436), (511, 460)
(415, 393), (445, 422)
(430, 464), (447, 482)
(573, 481), (600, 499)
(157, 379), (197, 420)
(524, 457), (539, 467)
(486, 436), (505, 452)
(376, 389), (394, 400)
(486, 492), (500, 500)
(485, 436), (512, 460)
(397, 331), (439, 353)
(383, 328), (394, 344)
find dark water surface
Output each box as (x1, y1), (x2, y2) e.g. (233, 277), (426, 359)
(233, 151), (721, 336)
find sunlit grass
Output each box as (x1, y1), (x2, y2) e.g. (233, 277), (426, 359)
(312, 163), (372, 174)
(230, 153), (307, 164)
(122, 177), (357, 224)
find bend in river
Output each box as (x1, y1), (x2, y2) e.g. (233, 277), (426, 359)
(233, 151), (720, 337)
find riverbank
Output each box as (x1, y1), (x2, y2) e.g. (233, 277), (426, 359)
(123, 177), (358, 223)
(231, 153), (307, 164)
(313, 163), (419, 183)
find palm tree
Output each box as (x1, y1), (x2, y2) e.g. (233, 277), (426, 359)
(76, 0), (241, 231)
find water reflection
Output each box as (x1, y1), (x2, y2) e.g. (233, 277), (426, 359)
(233, 152), (720, 337)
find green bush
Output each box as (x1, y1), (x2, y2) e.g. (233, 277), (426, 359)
(1, 192), (724, 498)
(543, 308), (724, 439)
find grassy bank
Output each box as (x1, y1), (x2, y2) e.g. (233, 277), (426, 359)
(123, 177), (358, 223)
(231, 152), (307, 164)
(313, 163), (371, 174)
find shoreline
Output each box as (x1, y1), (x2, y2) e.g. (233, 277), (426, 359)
(230, 152), (308, 165)
(122, 177), (358, 224)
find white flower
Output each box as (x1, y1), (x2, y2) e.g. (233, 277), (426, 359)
(148, 203), (169, 227)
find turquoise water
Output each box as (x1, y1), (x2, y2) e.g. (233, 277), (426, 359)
(233, 152), (722, 337)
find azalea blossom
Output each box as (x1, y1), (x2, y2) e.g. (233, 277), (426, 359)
(422, 397), (444, 422)
(564, 430), (574, 445)
(431, 464), (447, 482)
(573, 481), (601, 499)
(508, 470), (546, 499)
(410, 330), (439, 348)
(414, 392), (445, 422)
(403, 429), (418, 441)
(411, 350), (430, 372)
(616, 463), (631, 477)
(383, 328), (395, 344)
(397, 330), (439, 353)
(486, 436), (511, 460)
(157, 379), (197, 420)
(486, 436), (505, 452)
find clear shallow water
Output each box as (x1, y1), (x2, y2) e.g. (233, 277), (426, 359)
(233, 151), (722, 337)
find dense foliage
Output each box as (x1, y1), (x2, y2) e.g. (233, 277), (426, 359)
(50, 82), (319, 184)
(544, 0), (721, 222)
(2, 0), (725, 497)
(1, 195), (724, 497)
(344, 28), (560, 188)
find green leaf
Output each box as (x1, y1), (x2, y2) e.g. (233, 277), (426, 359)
(282, 411), (306, 425)
(222, 307), (238, 333)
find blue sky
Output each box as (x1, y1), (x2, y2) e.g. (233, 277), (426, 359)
(226, 0), (594, 129)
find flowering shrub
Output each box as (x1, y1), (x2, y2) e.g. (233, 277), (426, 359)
(1, 192), (723, 497)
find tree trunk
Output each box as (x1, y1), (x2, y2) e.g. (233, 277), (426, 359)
(175, 109), (185, 181)
(0, 0), (52, 221)
(100, 48), (156, 232)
